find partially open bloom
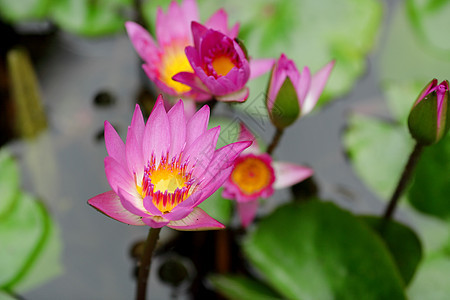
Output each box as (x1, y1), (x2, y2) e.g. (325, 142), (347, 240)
(266, 53), (334, 129)
(222, 124), (313, 227)
(408, 79), (450, 145)
(125, 0), (239, 100)
(88, 96), (251, 230)
(173, 22), (252, 102)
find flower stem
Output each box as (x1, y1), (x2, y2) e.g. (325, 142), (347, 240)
(136, 227), (162, 300)
(382, 142), (424, 224)
(267, 128), (284, 155)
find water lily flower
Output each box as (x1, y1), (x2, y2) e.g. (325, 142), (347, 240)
(125, 0), (239, 101)
(172, 22), (253, 102)
(408, 79), (450, 145)
(266, 53), (334, 129)
(88, 96), (251, 230)
(222, 124), (313, 227)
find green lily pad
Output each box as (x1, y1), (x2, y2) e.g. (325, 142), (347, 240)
(243, 201), (406, 299)
(361, 216), (422, 286)
(408, 134), (450, 219)
(51, 0), (132, 36)
(209, 274), (281, 300)
(406, 0), (450, 57)
(344, 113), (414, 200)
(0, 151), (61, 294)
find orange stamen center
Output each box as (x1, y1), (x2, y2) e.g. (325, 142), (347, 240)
(231, 156), (273, 195)
(211, 55), (236, 77)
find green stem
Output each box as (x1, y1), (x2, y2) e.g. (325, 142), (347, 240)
(136, 227), (162, 300)
(267, 128), (284, 155)
(382, 142), (424, 224)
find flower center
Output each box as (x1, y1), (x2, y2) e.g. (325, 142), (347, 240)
(211, 55), (236, 77)
(139, 155), (194, 213)
(160, 41), (193, 94)
(231, 155), (274, 195)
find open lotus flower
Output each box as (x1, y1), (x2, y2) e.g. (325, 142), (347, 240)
(172, 22), (253, 103)
(222, 124), (313, 227)
(266, 53), (334, 129)
(125, 0), (239, 101)
(408, 79), (450, 145)
(88, 96), (251, 230)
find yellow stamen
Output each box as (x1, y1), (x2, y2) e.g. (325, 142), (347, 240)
(212, 55), (235, 77)
(150, 169), (186, 194)
(231, 157), (272, 195)
(160, 42), (193, 94)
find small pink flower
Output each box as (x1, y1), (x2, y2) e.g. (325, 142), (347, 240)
(88, 96), (251, 230)
(125, 0), (238, 100)
(267, 53), (334, 128)
(222, 124), (313, 227)
(173, 22), (253, 102)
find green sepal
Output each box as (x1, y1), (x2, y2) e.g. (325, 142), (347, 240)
(267, 76), (300, 129)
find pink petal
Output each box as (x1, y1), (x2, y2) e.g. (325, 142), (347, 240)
(167, 100), (187, 157)
(198, 166), (234, 204)
(185, 104), (210, 146)
(191, 21), (208, 49)
(272, 162), (313, 189)
(181, 0), (199, 25)
(204, 9), (229, 34)
(238, 124), (260, 154)
(142, 196), (163, 216)
(167, 207), (225, 230)
(182, 126), (220, 178)
(297, 66), (311, 106)
(88, 190), (145, 225)
(117, 188), (148, 218)
(104, 121), (126, 165)
(163, 206), (193, 221)
(142, 98), (170, 164)
(125, 21), (159, 64)
(104, 157), (134, 195)
(125, 126), (145, 182)
(301, 60), (335, 116)
(237, 200), (259, 228)
(172, 71), (210, 94)
(130, 104), (145, 141)
(142, 216), (170, 228)
(249, 58), (276, 80)
(199, 140), (252, 186)
(215, 87), (249, 103)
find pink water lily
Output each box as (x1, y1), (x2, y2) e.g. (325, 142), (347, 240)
(125, 0), (239, 101)
(88, 96), (251, 230)
(267, 53), (334, 128)
(408, 79), (450, 145)
(222, 124), (313, 227)
(173, 22), (255, 102)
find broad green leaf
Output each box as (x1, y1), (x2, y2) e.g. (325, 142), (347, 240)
(243, 201), (406, 300)
(361, 216), (422, 286)
(380, 1), (450, 82)
(0, 152), (62, 293)
(344, 113), (413, 200)
(199, 188), (233, 225)
(0, 150), (19, 217)
(406, 0), (450, 57)
(408, 134), (450, 219)
(50, 0), (130, 36)
(408, 254), (450, 300)
(0, 0), (51, 21)
(209, 274), (281, 300)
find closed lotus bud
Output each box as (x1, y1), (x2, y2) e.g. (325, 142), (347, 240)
(408, 79), (450, 145)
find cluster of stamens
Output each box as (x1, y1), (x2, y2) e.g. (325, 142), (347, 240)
(204, 37), (240, 78)
(140, 154), (195, 214)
